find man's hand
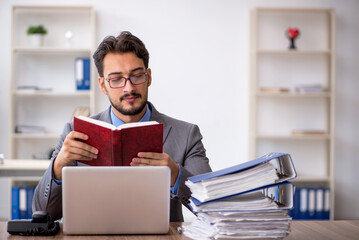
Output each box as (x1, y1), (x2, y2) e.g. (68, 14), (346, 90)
(131, 152), (179, 187)
(53, 131), (98, 180)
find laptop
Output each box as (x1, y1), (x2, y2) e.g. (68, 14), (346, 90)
(62, 166), (170, 235)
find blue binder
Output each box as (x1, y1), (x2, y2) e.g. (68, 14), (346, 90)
(75, 58), (90, 90)
(289, 186), (300, 219)
(19, 188), (27, 219)
(190, 182), (294, 213)
(11, 187), (20, 220)
(323, 188), (330, 220)
(186, 153), (296, 203)
(188, 153), (297, 184)
(26, 187), (35, 219)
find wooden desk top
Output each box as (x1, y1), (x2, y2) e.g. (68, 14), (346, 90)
(1, 221), (359, 239)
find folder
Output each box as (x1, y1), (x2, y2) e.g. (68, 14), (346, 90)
(19, 188), (27, 219)
(186, 153), (297, 202)
(11, 187), (20, 220)
(26, 187), (35, 219)
(75, 58), (90, 90)
(324, 188), (330, 220)
(189, 182), (294, 213)
(299, 188), (308, 220)
(308, 189), (316, 219)
(289, 186), (300, 219)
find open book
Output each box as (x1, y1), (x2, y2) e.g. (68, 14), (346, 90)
(74, 116), (163, 166)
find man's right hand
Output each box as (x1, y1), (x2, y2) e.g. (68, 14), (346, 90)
(53, 131), (99, 180)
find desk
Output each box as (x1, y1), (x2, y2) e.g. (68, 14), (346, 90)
(1, 221), (359, 239)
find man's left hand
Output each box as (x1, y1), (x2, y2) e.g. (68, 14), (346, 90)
(131, 152), (179, 187)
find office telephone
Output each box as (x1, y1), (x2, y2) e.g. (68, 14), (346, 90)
(7, 211), (60, 236)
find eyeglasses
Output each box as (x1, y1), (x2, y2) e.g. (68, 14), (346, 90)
(105, 72), (148, 88)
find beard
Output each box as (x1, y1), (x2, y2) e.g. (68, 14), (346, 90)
(108, 92), (147, 116)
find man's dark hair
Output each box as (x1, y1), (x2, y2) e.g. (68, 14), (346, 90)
(93, 31), (149, 77)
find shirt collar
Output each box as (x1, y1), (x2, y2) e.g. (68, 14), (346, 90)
(110, 103), (151, 127)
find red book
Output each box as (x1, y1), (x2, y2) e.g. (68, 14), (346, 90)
(73, 116), (163, 166)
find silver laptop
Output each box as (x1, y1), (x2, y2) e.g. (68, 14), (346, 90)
(62, 166), (170, 235)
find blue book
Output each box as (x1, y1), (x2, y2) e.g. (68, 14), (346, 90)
(314, 188), (324, 220)
(323, 188), (330, 220)
(19, 188), (27, 219)
(26, 187), (35, 219)
(11, 187), (20, 220)
(307, 188), (316, 219)
(186, 153), (296, 202)
(75, 58), (90, 90)
(189, 182), (294, 213)
(289, 186), (300, 219)
(299, 188), (309, 220)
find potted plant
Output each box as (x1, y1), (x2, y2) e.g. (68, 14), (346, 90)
(27, 25), (47, 47)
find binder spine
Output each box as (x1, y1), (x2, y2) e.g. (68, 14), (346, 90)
(289, 187), (330, 220)
(75, 58), (91, 90)
(11, 187), (20, 220)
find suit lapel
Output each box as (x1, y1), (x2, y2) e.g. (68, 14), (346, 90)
(148, 103), (172, 145)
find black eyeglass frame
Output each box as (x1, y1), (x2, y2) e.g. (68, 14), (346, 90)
(104, 72), (148, 89)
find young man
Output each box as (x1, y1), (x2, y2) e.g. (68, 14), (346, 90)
(32, 31), (212, 222)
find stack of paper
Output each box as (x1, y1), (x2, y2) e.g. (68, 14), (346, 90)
(183, 152), (297, 239)
(184, 211), (291, 240)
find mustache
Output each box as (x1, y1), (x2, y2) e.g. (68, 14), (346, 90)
(120, 93), (142, 101)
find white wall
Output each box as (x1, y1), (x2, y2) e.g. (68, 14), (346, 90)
(0, 0), (358, 220)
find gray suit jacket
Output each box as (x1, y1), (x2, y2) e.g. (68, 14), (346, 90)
(32, 102), (211, 222)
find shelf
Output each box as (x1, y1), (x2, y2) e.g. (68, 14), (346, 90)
(255, 7), (334, 13)
(13, 90), (92, 97)
(255, 49), (332, 55)
(250, 7), (335, 219)
(13, 133), (60, 139)
(13, 47), (92, 54)
(0, 159), (50, 171)
(256, 134), (330, 140)
(256, 91), (331, 98)
(292, 176), (330, 183)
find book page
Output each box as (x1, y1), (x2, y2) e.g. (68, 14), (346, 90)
(116, 121), (159, 130)
(77, 115), (116, 130)
(77, 116), (159, 131)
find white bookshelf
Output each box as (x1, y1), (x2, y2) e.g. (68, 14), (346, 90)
(249, 8), (335, 219)
(0, 160), (50, 220)
(10, 6), (96, 160)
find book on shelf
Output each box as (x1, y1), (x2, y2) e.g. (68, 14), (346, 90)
(189, 182), (294, 213)
(16, 85), (52, 93)
(294, 84), (326, 94)
(11, 187), (20, 220)
(259, 87), (290, 93)
(75, 58), (90, 90)
(289, 187), (330, 220)
(11, 186), (36, 220)
(291, 129), (327, 135)
(15, 125), (46, 134)
(185, 152), (296, 202)
(74, 116), (163, 166)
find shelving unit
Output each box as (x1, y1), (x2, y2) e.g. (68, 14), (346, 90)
(3, 5), (95, 220)
(249, 8), (335, 219)
(0, 160), (50, 220)
(9, 6), (96, 160)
